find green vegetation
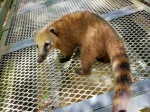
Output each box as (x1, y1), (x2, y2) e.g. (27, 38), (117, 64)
(0, 28), (3, 40)
(0, 0), (5, 7)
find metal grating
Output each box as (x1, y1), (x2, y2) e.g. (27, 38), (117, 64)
(5, 0), (133, 45)
(0, 46), (38, 112)
(0, 9), (150, 112)
(110, 10), (150, 82)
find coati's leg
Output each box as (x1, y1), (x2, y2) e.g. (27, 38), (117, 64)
(60, 47), (75, 63)
(76, 47), (96, 75)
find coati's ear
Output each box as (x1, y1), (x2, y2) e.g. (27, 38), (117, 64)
(49, 27), (59, 37)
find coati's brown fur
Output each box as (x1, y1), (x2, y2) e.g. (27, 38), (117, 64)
(34, 11), (132, 112)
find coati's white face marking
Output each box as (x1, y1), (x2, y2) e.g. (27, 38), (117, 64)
(34, 26), (57, 63)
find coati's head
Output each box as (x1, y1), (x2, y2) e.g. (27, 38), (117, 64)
(34, 26), (58, 63)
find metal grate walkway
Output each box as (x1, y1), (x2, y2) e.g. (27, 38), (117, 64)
(0, 0), (150, 112)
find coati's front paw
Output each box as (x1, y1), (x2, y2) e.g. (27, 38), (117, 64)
(59, 57), (71, 63)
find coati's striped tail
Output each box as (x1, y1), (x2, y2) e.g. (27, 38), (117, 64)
(108, 44), (132, 112)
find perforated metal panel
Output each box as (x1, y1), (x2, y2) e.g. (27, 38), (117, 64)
(0, 0), (150, 112)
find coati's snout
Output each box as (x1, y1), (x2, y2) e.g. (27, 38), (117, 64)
(36, 41), (53, 63)
(37, 54), (47, 63)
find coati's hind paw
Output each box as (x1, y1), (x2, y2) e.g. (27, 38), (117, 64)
(75, 68), (84, 75)
(75, 68), (90, 75)
(59, 57), (71, 63)
(96, 57), (110, 63)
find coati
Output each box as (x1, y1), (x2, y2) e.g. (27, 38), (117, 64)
(34, 11), (132, 112)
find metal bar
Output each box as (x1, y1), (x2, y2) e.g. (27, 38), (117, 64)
(94, 91), (150, 112)
(0, 4), (147, 56)
(0, 37), (35, 55)
(101, 5), (145, 21)
(16, 0), (64, 15)
(53, 78), (150, 112)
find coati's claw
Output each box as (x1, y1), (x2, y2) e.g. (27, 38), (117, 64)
(75, 68), (84, 75)
(59, 57), (71, 63)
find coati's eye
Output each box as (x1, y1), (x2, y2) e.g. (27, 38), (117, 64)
(44, 42), (51, 49)
(45, 43), (50, 47)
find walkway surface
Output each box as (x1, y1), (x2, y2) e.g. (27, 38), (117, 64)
(0, 0), (149, 112)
